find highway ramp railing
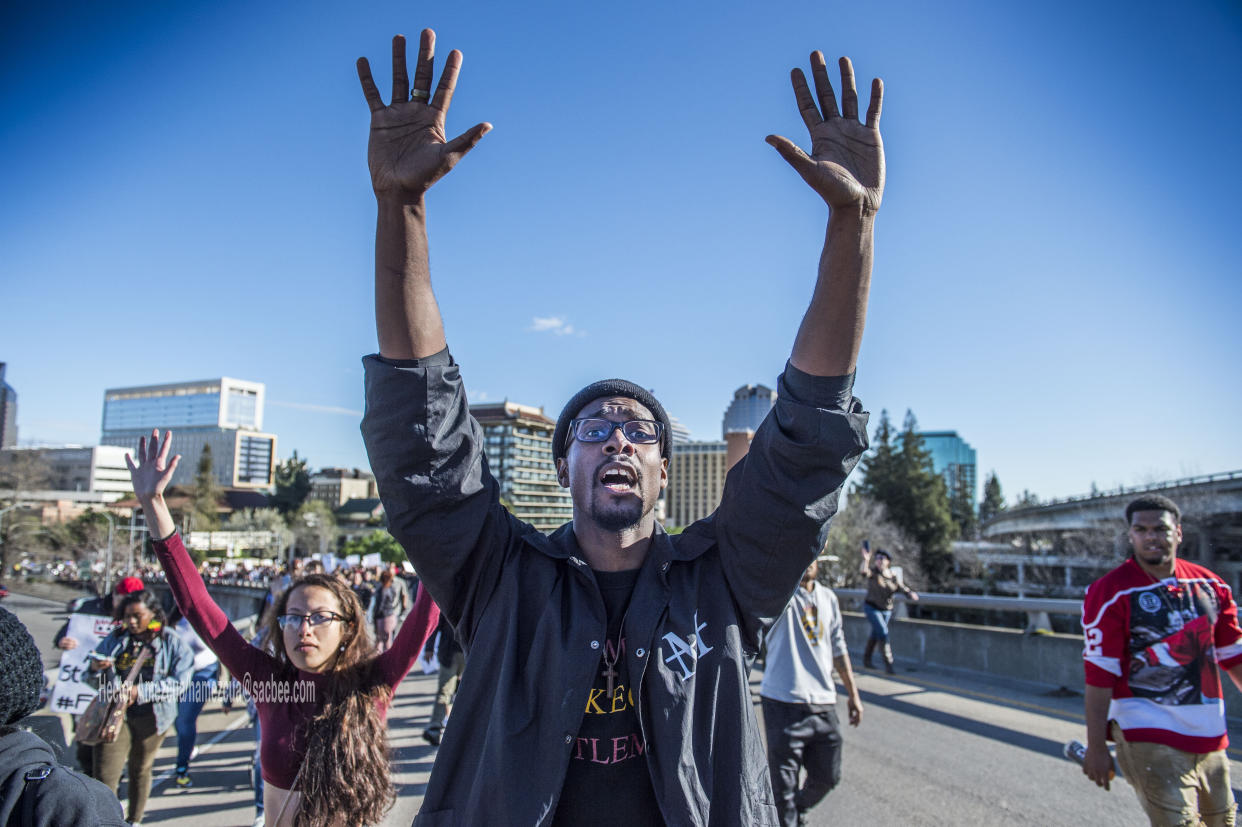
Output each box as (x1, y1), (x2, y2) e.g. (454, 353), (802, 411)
(833, 589), (1081, 634)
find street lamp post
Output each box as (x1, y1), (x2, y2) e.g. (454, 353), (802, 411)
(101, 512), (116, 595)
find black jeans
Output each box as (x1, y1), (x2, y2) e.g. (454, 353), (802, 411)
(762, 697), (843, 827)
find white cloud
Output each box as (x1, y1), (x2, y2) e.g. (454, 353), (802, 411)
(269, 400), (363, 417)
(529, 316), (582, 336)
(469, 390), (490, 402)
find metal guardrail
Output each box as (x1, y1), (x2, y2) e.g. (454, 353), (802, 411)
(834, 589), (1082, 633)
(834, 589), (1081, 615)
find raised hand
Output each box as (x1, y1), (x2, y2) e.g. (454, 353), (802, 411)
(125, 428), (180, 505)
(767, 53), (884, 213)
(357, 29), (491, 201)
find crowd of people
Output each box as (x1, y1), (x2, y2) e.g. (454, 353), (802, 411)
(1, 22), (1237, 827)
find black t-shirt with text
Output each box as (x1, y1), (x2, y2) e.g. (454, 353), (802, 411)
(553, 567), (663, 826)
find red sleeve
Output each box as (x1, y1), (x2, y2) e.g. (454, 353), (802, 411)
(1082, 577), (1127, 689)
(1212, 578), (1242, 668)
(154, 533), (276, 683)
(375, 581), (441, 688)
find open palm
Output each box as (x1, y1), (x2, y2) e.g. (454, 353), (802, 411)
(125, 429), (179, 502)
(767, 53), (885, 212)
(357, 30), (490, 200)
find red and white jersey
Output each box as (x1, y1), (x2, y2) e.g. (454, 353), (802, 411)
(1082, 557), (1242, 753)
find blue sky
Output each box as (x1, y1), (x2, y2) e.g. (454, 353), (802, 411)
(3, 0), (1240, 503)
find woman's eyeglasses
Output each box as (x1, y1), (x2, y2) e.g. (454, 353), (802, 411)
(277, 611), (345, 631)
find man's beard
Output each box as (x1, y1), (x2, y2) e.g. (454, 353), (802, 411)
(591, 496), (647, 533)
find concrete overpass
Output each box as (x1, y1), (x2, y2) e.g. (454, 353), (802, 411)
(980, 470), (1242, 588)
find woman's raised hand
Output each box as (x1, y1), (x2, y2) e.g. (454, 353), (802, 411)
(125, 428), (180, 505)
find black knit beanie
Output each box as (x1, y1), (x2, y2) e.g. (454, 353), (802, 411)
(552, 379), (673, 465)
(0, 607), (44, 727)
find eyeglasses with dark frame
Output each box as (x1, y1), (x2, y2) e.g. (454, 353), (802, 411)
(566, 418), (664, 448)
(277, 611), (346, 631)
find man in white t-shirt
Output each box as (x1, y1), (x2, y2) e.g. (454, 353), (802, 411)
(761, 559), (863, 827)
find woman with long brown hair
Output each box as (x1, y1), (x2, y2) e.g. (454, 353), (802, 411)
(126, 430), (439, 826)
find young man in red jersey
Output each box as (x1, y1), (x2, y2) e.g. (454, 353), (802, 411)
(1081, 494), (1242, 826)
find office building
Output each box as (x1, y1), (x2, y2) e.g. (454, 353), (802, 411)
(472, 401), (573, 532)
(101, 377), (276, 489)
(664, 440), (728, 528)
(919, 431), (978, 500)
(311, 468), (378, 509)
(0, 445), (132, 497)
(0, 363), (16, 448)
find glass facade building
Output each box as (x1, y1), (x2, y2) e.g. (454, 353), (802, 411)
(919, 431), (978, 501)
(722, 383), (776, 437)
(101, 377), (275, 489)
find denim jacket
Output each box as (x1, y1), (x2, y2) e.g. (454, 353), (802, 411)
(86, 629), (194, 734)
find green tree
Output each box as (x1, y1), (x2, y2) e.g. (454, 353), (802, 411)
(979, 471), (1006, 524)
(341, 530), (406, 565)
(949, 476), (978, 540)
(271, 451), (312, 515)
(856, 409), (957, 587)
(188, 444), (222, 532)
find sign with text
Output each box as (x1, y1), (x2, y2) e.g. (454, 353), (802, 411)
(49, 614), (116, 715)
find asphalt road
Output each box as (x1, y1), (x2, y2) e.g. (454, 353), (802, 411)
(7, 588), (1236, 825)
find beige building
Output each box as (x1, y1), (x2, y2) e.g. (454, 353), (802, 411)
(473, 401), (573, 533)
(664, 441), (728, 529)
(310, 468), (377, 509)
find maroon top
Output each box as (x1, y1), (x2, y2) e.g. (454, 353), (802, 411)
(154, 532), (439, 788)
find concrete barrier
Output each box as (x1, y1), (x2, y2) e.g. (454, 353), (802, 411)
(146, 582), (268, 624)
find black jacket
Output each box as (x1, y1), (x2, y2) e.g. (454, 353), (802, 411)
(0, 728), (125, 826)
(361, 356), (868, 826)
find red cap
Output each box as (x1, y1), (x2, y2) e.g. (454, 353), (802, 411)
(114, 577), (145, 595)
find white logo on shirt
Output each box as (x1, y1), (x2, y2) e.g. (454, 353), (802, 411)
(662, 612), (714, 681)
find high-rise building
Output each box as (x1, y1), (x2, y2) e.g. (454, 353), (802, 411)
(664, 441), (728, 528)
(472, 401), (573, 532)
(722, 383), (776, 436)
(919, 431), (978, 501)
(0, 363), (16, 448)
(101, 377), (277, 489)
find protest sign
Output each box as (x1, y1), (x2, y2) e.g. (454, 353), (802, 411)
(49, 613), (116, 715)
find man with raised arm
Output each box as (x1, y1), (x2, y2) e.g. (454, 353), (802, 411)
(358, 28), (882, 825)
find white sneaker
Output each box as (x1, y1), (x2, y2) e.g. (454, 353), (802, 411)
(252, 815), (266, 827)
